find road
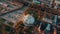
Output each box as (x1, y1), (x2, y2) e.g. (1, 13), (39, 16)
(0, 6), (28, 16)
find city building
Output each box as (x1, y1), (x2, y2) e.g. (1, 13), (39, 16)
(0, 0), (60, 34)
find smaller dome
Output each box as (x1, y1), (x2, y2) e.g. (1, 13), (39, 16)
(23, 14), (35, 26)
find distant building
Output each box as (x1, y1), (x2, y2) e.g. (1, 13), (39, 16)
(55, 0), (60, 8)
